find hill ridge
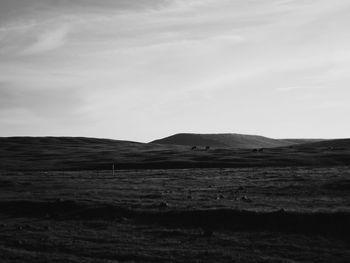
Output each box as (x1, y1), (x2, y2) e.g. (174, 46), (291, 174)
(150, 133), (322, 149)
(0, 136), (349, 170)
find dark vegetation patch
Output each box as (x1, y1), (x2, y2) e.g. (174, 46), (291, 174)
(0, 179), (17, 188)
(0, 200), (349, 238)
(323, 179), (350, 192)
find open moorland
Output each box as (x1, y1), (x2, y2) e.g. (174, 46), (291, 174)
(0, 136), (350, 262)
(0, 167), (350, 262)
(0, 136), (350, 170)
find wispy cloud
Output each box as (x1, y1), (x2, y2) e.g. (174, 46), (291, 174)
(21, 25), (69, 55)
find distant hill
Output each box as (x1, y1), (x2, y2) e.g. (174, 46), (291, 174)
(0, 137), (181, 171)
(281, 139), (325, 145)
(294, 138), (350, 149)
(150, 133), (322, 149)
(1, 136), (349, 171)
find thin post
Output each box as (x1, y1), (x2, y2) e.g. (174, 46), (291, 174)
(112, 164), (115, 176)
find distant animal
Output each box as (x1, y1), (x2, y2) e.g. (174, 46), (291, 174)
(253, 148), (264, 152)
(205, 146), (210, 151)
(191, 146), (197, 150)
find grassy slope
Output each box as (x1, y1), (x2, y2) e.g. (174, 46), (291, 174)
(0, 137), (350, 171)
(0, 137), (184, 170)
(294, 138), (350, 149)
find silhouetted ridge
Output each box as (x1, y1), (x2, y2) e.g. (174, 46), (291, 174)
(151, 134), (227, 147)
(294, 138), (350, 149)
(151, 133), (321, 149)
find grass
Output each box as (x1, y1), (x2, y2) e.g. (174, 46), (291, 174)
(0, 167), (349, 262)
(1, 137), (350, 262)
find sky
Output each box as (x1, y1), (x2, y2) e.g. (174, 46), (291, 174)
(0, 0), (349, 142)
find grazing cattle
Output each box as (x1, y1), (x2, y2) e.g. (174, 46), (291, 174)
(191, 146), (197, 150)
(253, 148), (264, 152)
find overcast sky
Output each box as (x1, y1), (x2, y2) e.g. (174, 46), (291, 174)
(0, 0), (349, 142)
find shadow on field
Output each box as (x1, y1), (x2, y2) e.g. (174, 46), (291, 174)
(1, 200), (349, 238)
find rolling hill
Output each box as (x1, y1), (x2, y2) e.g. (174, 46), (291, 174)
(150, 133), (322, 149)
(1, 136), (349, 171)
(293, 138), (350, 149)
(0, 137), (183, 171)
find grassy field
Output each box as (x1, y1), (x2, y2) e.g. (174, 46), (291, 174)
(0, 167), (349, 262)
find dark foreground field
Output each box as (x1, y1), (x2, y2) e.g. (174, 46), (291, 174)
(0, 167), (349, 262)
